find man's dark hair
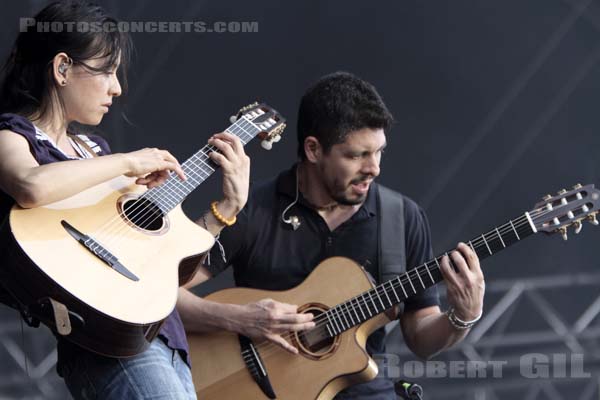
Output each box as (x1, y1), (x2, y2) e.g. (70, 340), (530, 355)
(297, 71), (394, 160)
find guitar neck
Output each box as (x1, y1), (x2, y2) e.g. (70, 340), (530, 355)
(140, 117), (259, 214)
(322, 212), (538, 337)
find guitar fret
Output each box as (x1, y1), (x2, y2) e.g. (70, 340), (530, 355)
(180, 165), (203, 185)
(468, 240), (475, 253)
(326, 312), (338, 336)
(164, 180), (186, 200)
(368, 291), (380, 313)
(349, 298), (361, 322)
(495, 227), (506, 248)
(178, 177), (197, 193)
(330, 308), (342, 333)
(185, 160), (210, 182)
(381, 284), (392, 307)
(156, 190), (177, 209)
(509, 219), (521, 240)
(343, 303), (355, 325)
(326, 324), (334, 337)
(193, 154), (216, 174)
(406, 272), (417, 294)
(388, 280), (401, 303)
(424, 263), (435, 284)
(236, 118), (256, 141)
(362, 293), (373, 317)
(415, 268), (426, 289)
(337, 305), (350, 330)
(481, 234), (492, 255)
(396, 276), (408, 298)
(374, 287), (385, 309)
(356, 297), (367, 320)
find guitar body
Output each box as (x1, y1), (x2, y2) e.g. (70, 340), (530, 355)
(189, 183), (600, 399)
(0, 175), (214, 357)
(189, 257), (392, 400)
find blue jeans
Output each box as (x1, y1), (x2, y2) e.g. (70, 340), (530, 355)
(57, 338), (196, 400)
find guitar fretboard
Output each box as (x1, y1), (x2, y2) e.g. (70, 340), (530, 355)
(322, 213), (536, 337)
(140, 117), (259, 214)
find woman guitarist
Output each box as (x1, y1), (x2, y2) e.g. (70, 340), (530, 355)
(0, 1), (249, 398)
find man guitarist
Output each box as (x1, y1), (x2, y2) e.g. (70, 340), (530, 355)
(178, 72), (486, 399)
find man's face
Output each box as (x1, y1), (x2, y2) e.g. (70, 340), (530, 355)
(317, 128), (386, 205)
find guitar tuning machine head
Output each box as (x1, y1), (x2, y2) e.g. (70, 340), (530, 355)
(542, 194), (552, 201)
(588, 213), (599, 226)
(229, 115), (238, 124)
(558, 227), (568, 241)
(557, 189), (567, 195)
(574, 220), (583, 234)
(573, 183), (582, 190)
(261, 138), (273, 151)
(260, 128), (284, 151)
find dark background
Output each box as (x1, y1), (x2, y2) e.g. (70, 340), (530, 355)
(1, 0), (600, 399)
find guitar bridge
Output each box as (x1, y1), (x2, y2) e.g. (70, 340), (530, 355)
(61, 220), (139, 282)
(238, 335), (277, 399)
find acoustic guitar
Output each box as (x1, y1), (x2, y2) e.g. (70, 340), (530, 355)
(0, 103), (286, 357)
(188, 184), (599, 399)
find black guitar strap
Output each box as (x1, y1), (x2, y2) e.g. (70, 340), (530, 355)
(376, 184), (407, 286)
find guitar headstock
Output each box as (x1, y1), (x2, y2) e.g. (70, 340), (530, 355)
(531, 184), (600, 240)
(230, 102), (286, 150)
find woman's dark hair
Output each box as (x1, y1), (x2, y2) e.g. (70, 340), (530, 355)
(297, 71), (394, 160)
(0, 0), (132, 117)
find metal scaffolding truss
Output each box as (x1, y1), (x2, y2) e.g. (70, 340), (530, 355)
(0, 308), (68, 399)
(386, 271), (600, 399)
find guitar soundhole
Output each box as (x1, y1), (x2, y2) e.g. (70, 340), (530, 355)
(294, 305), (340, 360)
(122, 198), (166, 232)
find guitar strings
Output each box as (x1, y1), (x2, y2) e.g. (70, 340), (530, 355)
(92, 119), (254, 249)
(250, 212), (534, 357)
(250, 204), (577, 357)
(88, 118), (256, 252)
(251, 210), (540, 358)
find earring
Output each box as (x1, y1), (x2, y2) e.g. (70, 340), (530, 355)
(61, 80), (67, 86)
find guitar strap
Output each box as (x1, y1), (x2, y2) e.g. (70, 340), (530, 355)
(68, 133), (100, 158)
(376, 184), (406, 288)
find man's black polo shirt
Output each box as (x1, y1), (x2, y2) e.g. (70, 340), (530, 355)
(206, 165), (440, 399)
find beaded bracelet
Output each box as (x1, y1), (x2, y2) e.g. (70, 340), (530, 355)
(210, 201), (237, 227)
(445, 307), (482, 330)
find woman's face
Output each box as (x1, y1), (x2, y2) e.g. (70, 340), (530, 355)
(60, 56), (122, 125)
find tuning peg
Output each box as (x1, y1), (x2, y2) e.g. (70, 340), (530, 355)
(558, 227), (568, 241)
(588, 213), (599, 226)
(542, 194), (552, 201)
(261, 139), (273, 150)
(573, 183), (582, 190)
(557, 189), (567, 195)
(574, 220), (583, 234)
(272, 134), (281, 143)
(229, 115), (238, 124)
